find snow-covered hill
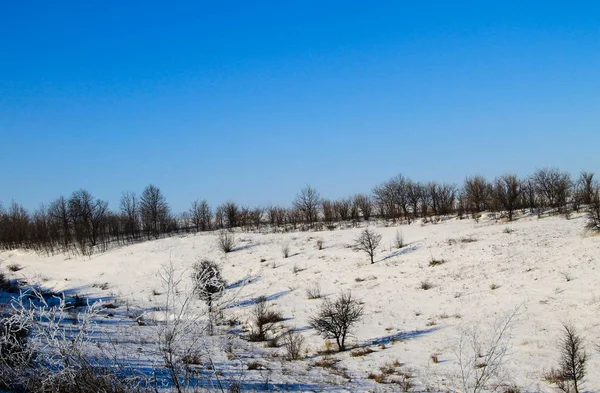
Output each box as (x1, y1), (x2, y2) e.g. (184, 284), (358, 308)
(1, 213), (599, 392)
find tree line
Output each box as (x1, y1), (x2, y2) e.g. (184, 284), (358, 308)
(1, 167), (598, 255)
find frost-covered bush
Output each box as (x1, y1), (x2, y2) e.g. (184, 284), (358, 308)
(191, 259), (226, 313)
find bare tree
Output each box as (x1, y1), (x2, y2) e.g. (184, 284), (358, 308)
(139, 184), (170, 239)
(556, 324), (586, 393)
(321, 199), (335, 224)
(219, 201), (239, 229)
(575, 171), (595, 208)
(333, 198), (352, 221)
(309, 291), (364, 351)
(249, 207), (263, 231)
(48, 196), (71, 250)
(120, 191), (139, 240)
(586, 185), (600, 232)
(293, 186), (321, 227)
(68, 190), (108, 253)
(455, 307), (519, 393)
(266, 205), (286, 230)
(429, 182), (457, 216)
(493, 174), (522, 221)
(532, 168), (572, 213)
(373, 175), (408, 221)
(406, 180), (422, 219)
(354, 194), (372, 221)
(521, 178), (538, 213)
(463, 175), (491, 216)
(354, 228), (382, 264)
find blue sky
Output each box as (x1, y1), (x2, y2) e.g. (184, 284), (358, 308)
(1, 1), (599, 212)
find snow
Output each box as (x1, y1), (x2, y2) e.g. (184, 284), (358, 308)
(1, 213), (599, 392)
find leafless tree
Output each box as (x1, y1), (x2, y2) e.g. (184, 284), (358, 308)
(349, 198), (360, 223)
(139, 184), (170, 239)
(120, 191), (139, 240)
(463, 176), (491, 215)
(333, 198), (352, 221)
(521, 178), (538, 213)
(406, 180), (424, 219)
(321, 199), (335, 224)
(214, 205), (225, 229)
(532, 168), (572, 213)
(249, 207), (263, 231)
(293, 186), (321, 227)
(68, 190), (108, 253)
(493, 174), (522, 221)
(373, 175), (409, 221)
(429, 182), (457, 216)
(309, 291), (364, 351)
(586, 185), (600, 232)
(354, 228), (382, 264)
(354, 194), (372, 221)
(455, 307), (519, 393)
(219, 201), (239, 229)
(555, 324), (586, 393)
(286, 208), (301, 230)
(267, 205), (286, 230)
(575, 171), (595, 208)
(48, 196), (71, 250)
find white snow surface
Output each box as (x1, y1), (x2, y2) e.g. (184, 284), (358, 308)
(1, 213), (599, 392)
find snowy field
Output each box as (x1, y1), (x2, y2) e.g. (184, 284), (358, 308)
(1, 213), (599, 392)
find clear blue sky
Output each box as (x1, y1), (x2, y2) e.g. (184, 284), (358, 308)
(1, 1), (599, 212)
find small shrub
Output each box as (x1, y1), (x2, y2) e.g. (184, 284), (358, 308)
(247, 361), (263, 370)
(503, 227), (514, 234)
(351, 347), (375, 357)
(282, 243), (290, 258)
(316, 239), (324, 250)
(490, 283), (499, 290)
(313, 356), (339, 368)
(181, 352), (203, 365)
(460, 236), (477, 243)
(292, 264), (304, 274)
(429, 258), (445, 267)
(249, 296), (284, 342)
(217, 230), (236, 253)
(430, 353), (439, 364)
(306, 282), (322, 299)
(0, 311), (30, 367)
(7, 264), (22, 272)
(72, 294), (87, 308)
(282, 329), (305, 360)
(394, 229), (404, 249)
(420, 281), (433, 290)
